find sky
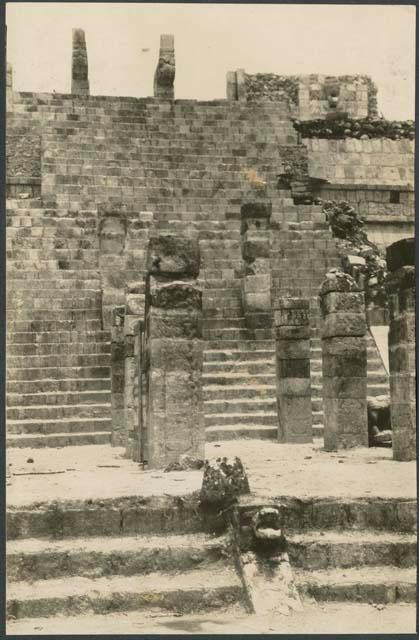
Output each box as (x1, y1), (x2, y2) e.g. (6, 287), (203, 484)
(6, 3), (416, 120)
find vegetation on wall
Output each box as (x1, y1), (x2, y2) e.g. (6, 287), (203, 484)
(294, 117), (415, 140)
(245, 74), (299, 106)
(321, 200), (388, 308)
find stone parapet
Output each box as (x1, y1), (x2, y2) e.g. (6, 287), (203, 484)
(319, 269), (368, 450)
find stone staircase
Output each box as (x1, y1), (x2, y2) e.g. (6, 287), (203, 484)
(6, 197), (112, 448)
(204, 339), (277, 441)
(6, 495), (245, 624)
(6, 491), (416, 630)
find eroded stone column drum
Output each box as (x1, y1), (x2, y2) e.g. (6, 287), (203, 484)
(145, 280), (204, 468)
(274, 297), (312, 443)
(386, 239), (416, 461)
(319, 270), (368, 451)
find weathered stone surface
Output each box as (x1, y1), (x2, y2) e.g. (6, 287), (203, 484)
(321, 313), (367, 338)
(154, 34), (175, 99)
(146, 338), (204, 468)
(320, 272), (368, 450)
(71, 28), (89, 95)
(386, 242), (416, 461)
(147, 235), (200, 278)
(99, 216), (127, 255)
(319, 268), (361, 296)
(274, 297), (312, 443)
(148, 279), (202, 310)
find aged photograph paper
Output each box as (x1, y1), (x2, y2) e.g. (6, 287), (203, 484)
(5, 2), (416, 634)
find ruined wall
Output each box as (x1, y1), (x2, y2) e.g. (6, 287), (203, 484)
(229, 72), (377, 120)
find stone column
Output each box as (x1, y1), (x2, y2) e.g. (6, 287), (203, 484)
(236, 69), (247, 102)
(386, 238), (416, 461)
(319, 269), (368, 451)
(226, 71), (237, 100)
(241, 191), (272, 332)
(110, 306), (125, 446)
(72, 28), (89, 95)
(124, 282), (145, 458)
(274, 297), (312, 443)
(6, 63), (13, 112)
(144, 234), (204, 468)
(154, 34), (175, 99)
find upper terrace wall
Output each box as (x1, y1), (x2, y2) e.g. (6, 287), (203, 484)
(227, 72), (377, 120)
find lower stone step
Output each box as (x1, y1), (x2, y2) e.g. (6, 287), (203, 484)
(7, 416), (112, 435)
(6, 565), (244, 619)
(7, 533), (228, 581)
(205, 412), (277, 427)
(206, 425), (278, 441)
(287, 531), (417, 569)
(6, 431), (112, 448)
(295, 566), (416, 603)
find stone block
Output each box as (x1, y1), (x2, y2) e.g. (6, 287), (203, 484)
(146, 338), (204, 468)
(274, 307), (310, 328)
(319, 269), (361, 297)
(323, 397), (368, 450)
(147, 235), (200, 278)
(275, 325), (310, 340)
(148, 279), (202, 310)
(278, 358), (310, 378)
(323, 376), (367, 399)
(126, 293), (145, 317)
(276, 339), (310, 360)
(321, 313), (367, 338)
(277, 378), (311, 396)
(320, 291), (365, 315)
(147, 308), (202, 340)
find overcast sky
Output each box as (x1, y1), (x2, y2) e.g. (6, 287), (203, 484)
(6, 3), (416, 120)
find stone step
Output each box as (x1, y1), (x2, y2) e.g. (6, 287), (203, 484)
(6, 565), (244, 620)
(7, 533), (228, 582)
(204, 339), (275, 351)
(287, 531), (417, 570)
(7, 403), (112, 421)
(203, 384), (276, 401)
(7, 331), (110, 345)
(203, 374), (276, 387)
(6, 378), (111, 395)
(206, 425), (277, 441)
(6, 431), (112, 449)
(205, 412), (277, 427)
(295, 566), (416, 604)
(7, 416), (112, 435)
(204, 398), (276, 414)
(203, 360), (275, 375)
(7, 309), (102, 323)
(204, 349), (274, 363)
(7, 390), (111, 407)
(7, 354), (110, 369)
(238, 497), (416, 534)
(204, 318), (247, 330)
(8, 320), (104, 333)
(8, 365), (110, 381)
(7, 492), (416, 544)
(8, 343), (110, 356)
